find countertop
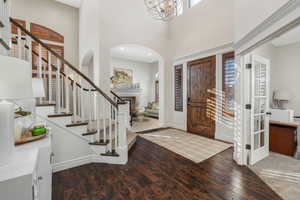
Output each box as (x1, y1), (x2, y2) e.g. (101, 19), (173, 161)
(270, 120), (300, 128)
(0, 134), (51, 182)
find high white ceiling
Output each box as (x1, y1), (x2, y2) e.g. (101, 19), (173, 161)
(111, 45), (159, 63)
(54, 0), (81, 8)
(272, 26), (300, 47)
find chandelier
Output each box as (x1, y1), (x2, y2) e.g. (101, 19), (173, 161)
(144, 0), (183, 21)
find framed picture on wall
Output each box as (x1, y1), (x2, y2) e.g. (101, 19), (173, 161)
(112, 68), (133, 88)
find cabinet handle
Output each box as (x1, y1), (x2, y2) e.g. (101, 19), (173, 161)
(38, 176), (43, 181)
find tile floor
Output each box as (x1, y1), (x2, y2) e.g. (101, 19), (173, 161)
(249, 152), (300, 200)
(131, 117), (161, 132)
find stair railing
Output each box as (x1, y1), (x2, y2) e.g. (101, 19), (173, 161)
(9, 18), (128, 157)
(0, 0), (10, 55)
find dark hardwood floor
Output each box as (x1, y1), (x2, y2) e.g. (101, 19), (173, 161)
(53, 137), (282, 200)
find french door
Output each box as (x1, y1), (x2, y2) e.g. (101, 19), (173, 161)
(249, 54), (270, 165)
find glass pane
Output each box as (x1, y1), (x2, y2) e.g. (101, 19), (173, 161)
(254, 133), (260, 150)
(254, 115), (265, 132)
(254, 131), (265, 150)
(254, 62), (267, 96)
(260, 132), (265, 147)
(254, 98), (266, 115)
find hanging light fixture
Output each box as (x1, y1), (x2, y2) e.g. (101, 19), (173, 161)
(144, 0), (183, 21)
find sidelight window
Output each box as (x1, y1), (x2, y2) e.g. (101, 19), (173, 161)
(222, 52), (235, 117)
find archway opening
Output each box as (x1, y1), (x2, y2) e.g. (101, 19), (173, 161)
(110, 44), (165, 132)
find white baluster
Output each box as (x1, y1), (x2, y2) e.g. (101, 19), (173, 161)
(72, 81), (77, 123)
(95, 94), (100, 142)
(89, 89), (93, 126)
(65, 77), (70, 113)
(56, 59), (61, 113)
(114, 106), (118, 150)
(26, 36), (32, 64)
(48, 52), (52, 103)
(102, 97), (106, 143)
(108, 102), (112, 152)
(17, 27), (22, 59)
(80, 87), (85, 122)
(38, 44), (42, 78)
(78, 85), (82, 121)
(61, 76), (65, 112)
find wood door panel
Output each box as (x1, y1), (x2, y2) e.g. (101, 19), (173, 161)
(187, 56), (215, 138)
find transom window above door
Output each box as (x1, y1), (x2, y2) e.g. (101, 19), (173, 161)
(188, 0), (203, 8)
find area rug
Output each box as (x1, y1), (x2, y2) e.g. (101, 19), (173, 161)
(139, 129), (232, 163)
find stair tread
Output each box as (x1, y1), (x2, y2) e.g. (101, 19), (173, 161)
(66, 122), (88, 127)
(101, 150), (119, 157)
(89, 140), (110, 146)
(48, 113), (73, 118)
(36, 103), (56, 107)
(82, 130), (98, 136)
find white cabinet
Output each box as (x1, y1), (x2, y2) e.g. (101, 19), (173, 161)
(0, 135), (52, 200)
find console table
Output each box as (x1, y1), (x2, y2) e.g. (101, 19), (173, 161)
(269, 120), (299, 157)
(0, 134), (53, 200)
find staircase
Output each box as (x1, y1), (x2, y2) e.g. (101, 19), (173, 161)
(0, 3), (136, 166)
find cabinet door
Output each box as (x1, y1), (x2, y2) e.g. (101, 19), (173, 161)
(37, 146), (52, 200)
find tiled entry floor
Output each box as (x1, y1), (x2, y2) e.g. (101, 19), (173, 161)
(131, 117), (160, 132)
(249, 152), (300, 200)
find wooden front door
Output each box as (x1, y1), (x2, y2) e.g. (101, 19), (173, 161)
(187, 56), (216, 138)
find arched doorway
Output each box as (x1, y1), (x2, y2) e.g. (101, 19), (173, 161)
(110, 44), (165, 132)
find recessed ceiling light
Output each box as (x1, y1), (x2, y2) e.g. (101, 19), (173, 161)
(120, 47), (125, 51)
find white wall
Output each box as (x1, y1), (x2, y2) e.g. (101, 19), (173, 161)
(234, 0), (289, 42)
(11, 0), (79, 66)
(79, 0), (100, 83)
(111, 57), (158, 109)
(272, 42), (300, 115)
(168, 0), (234, 59)
(169, 0), (234, 142)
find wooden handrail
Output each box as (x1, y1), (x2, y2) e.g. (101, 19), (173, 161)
(12, 39), (97, 92)
(110, 90), (125, 103)
(10, 17), (117, 108)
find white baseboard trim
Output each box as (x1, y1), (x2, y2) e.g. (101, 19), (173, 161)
(52, 155), (93, 173)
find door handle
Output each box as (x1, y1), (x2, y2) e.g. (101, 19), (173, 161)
(266, 112), (272, 115)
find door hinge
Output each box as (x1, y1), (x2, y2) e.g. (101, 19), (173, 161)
(246, 63), (252, 69)
(245, 104), (251, 109)
(246, 144), (251, 150)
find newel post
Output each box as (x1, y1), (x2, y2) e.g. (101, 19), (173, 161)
(118, 102), (130, 128)
(117, 103), (129, 164)
(117, 103), (129, 148)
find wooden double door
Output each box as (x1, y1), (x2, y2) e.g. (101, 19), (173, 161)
(187, 56), (216, 138)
